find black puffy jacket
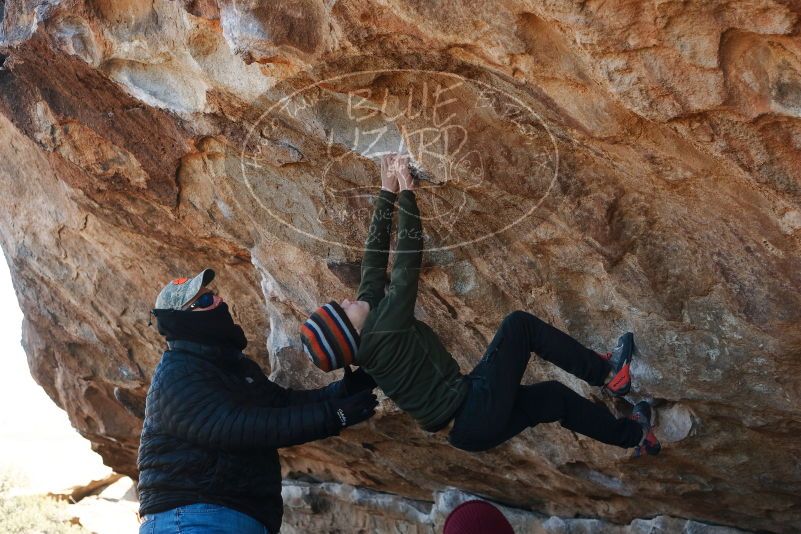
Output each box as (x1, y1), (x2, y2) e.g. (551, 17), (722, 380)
(136, 340), (344, 533)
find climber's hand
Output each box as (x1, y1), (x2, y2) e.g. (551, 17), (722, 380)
(342, 366), (377, 396)
(395, 154), (415, 192)
(380, 154), (400, 193)
(330, 390), (378, 428)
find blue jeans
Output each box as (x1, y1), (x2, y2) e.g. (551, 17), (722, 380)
(139, 503), (269, 534)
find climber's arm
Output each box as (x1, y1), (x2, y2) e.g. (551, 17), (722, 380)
(356, 188), (397, 311)
(372, 189), (423, 330)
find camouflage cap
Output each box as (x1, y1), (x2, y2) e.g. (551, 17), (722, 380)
(154, 268), (215, 310)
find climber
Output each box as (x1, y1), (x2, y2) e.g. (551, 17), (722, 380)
(137, 269), (378, 534)
(300, 153), (660, 458)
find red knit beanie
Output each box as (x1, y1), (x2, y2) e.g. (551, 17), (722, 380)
(443, 500), (514, 534)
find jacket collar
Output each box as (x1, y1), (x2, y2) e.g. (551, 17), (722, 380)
(166, 339), (242, 366)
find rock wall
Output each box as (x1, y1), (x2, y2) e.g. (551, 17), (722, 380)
(281, 482), (752, 534)
(0, 1), (800, 532)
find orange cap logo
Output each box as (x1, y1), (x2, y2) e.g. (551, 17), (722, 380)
(172, 277), (190, 285)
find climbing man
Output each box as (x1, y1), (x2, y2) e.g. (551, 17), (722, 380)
(300, 153), (660, 458)
(137, 268), (378, 534)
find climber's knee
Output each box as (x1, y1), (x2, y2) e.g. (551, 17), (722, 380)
(501, 310), (535, 332)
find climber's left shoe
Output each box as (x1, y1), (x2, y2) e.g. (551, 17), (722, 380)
(630, 401), (661, 458)
(599, 332), (635, 397)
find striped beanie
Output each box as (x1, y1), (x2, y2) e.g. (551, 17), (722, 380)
(300, 301), (360, 372)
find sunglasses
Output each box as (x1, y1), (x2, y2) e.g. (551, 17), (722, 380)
(187, 291), (215, 310)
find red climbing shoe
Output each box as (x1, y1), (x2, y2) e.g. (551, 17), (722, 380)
(599, 332), (635, 397)
(630, 401), (661, 457)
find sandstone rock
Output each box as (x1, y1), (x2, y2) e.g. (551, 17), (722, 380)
(66, 476), (140, 534)
(1, 1), (800, 532)
(280, 482), (752, 534)
(49, 473), (123, 503)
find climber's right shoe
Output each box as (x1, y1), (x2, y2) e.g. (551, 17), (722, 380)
(599, 332), (635, 397)
(630, 401), (661, 457)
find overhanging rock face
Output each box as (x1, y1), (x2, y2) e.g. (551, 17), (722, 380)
(0, 1), (800, 532)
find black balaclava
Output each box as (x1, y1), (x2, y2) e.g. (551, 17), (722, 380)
(152, 302), (248, 351)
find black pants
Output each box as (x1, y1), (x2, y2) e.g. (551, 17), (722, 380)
(447, 311), (643, 452)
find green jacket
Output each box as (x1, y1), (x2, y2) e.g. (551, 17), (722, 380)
(354, 188), (468, 432)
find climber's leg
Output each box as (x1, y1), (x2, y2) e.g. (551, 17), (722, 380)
(449, 380), (642, 451)
(449, 311), (611, 451)
(485, 310), (610, 387)
(494, 310), (637, 397)
(500, 381), (642, 448)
